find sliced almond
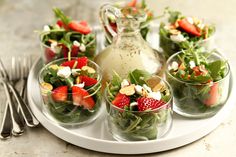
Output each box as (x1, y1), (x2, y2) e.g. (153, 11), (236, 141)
(81, 66), (96, 74)
(49, 64), (59, 70)
(169, 29), (181, 35)
(146, 77), (161, 89)
(40, 82), (53, 95)
(119, 84), (135, 96)
(76, 76), (81, 84)
(141, 89), (149, 97)
(153, 81), (165, 92)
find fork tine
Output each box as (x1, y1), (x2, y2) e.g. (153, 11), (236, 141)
(0, 58), (9, 79)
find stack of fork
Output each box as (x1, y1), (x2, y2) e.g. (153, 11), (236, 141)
(0, 56), (39, 139)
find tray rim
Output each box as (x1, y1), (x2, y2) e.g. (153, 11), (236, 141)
(27, 57), (236, 154)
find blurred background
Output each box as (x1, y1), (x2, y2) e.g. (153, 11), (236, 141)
(0, 0), (235, 59)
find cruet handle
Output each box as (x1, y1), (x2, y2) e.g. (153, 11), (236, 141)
(99, 4), (122, 44)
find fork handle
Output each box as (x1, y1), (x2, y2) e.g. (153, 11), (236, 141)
(8, 82), (37, 127)
(2, 82), (24, 135)
(20, 79), (39, 127)
(0, 102), (12, 139)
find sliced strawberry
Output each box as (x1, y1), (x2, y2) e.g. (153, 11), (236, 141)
(203, 82), (219, 106)
(112, 93), (130, 109)
(178, 18), (201, 37)
(45, 48), (56, 62)
(77, 57), (88, 69)
(63, 45), (79, 58)
(79, 20), (88, 27)
(52, 86), (68, 102)
(137, 97), (165, 111)
(79, 76), (97, 87)
(127, 0), (137, 7)
(56, 20), (68, 30)
(71, 45), (79, 57)
(68, 21), (91, 34)
(61, 60), (76, 69)
(192, 66), (202, 76)
(72, 86), (95, 110)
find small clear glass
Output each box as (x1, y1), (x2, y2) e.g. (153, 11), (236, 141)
(105, 76), (173, 141)
(38, 57), (102, 126)
(166, 51), (230, 118)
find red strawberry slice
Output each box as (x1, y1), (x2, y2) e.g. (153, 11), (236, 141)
(52, 86), (68, 102)
(45, 48), (56, 62)
(68, 21), (91, 34)
(72, 86), (95, 110)
(79, 20), (88, 27)
(178, 18), (201, 37)
(137, 97), (165, 111)
(56, 20), (68, 30)
(63, 45), (79, 58)
(77, 57), (88, 69)
(127, 0), (137, 7)
(112, 93), (130, 109)
(61, 60), (77, 69)
(79, 76), (97, 87)
(203, 82), (219, 106)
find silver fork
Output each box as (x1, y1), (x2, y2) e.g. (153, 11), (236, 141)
(17, 56), (39, 126)
(11, 57), (39, 127)
(0, 58), (24, 137)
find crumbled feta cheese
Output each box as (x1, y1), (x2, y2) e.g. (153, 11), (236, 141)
(143, 84), (152, 93)
(148, 91), (161, 100)
(43, 25), (50, 32)
(73, 40), (80, 47)
(130, 102), (138, 107)
(189, 60), (196, 69)
(75, 82), (85, 88)
(134, 85), (143, 95)
(57, 66), (71, 78)
(186, 17), (194, 24)
(71, 69), (81, 76)
(50, 42), (61, 54)
(121, 79), (129, 88)
(168, 61), (179, 71)
(79, 44), (86, 52)
(170, 34), (186, 42)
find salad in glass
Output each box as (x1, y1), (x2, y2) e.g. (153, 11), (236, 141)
(103, 0), (154, 44)
(39, 57), (102, 125)
(159, 8), (215, 57)
(40, 8), (96, 63)
(166, 49), (230, 118)
(105, 69), (173, 141)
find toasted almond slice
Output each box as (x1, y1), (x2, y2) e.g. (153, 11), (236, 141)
(81, 66), (96, 74)
(49, 64), (59, 70)
(40, 82), (53, 95)
(153, 81), (165, 92)
(119, 84), (135, 96)
(146, 77), (161, 89)
(76, 76), (81, 84)
(169, 29), (181, 35)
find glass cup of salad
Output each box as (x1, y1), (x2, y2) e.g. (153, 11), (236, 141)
(105, 70), (173, 141)
(39, 8), (96, 64)
(166, 49), (230, 118)
(159, 9), (215, 58)
(38, 57), (102, 126)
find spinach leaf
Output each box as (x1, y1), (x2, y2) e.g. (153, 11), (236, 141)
(208, 60), (225, 81)
(128, 69), (151, 85)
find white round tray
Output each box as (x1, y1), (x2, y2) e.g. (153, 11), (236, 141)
(27, 58), (235, 154)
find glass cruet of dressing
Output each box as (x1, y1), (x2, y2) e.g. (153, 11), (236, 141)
(95, 4), (165, 83)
